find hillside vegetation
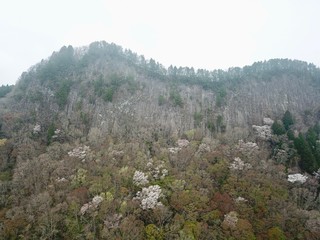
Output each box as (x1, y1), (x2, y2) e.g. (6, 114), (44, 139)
(0, 41), (320, 239)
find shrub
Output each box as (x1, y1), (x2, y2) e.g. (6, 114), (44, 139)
(207, 120), (216, 133)
(193, 112), (203, 127)
(55, 80), (72, 108)
(47, 123), (55, 144)
(272, 121), (286, 135)
(158, 95), (165, 106)
(169, 90), (183, 107)
(267, 227), (286, 240)
(103, 88), (114, 102)
(282, 110), (294, 130)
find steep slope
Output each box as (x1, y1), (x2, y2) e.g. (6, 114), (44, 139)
(1, 41), (320, 239)
(2, 41), (320, 144)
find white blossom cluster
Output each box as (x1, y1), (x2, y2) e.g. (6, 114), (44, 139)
(68, 145), (90, 160)
(111, 150), (124, 157)
(168, 139), (190, 154)
(238, 140), (259, 151)
(263, 117), (274, 126)
(133, 170), (149, 186)
(56, 177), (67, 183)
(134, 185), (163, 210)
(223, 211), (238, 228)
(33, 124), (41, 134)
(288, 173), (308, 183)
(168, 147), (180, 154)
(151, 166), (168, 180)
(229, 157), (252, 170)
(252, 125), (272, 140)
(235, 196), (248, 203)
(197, 143), (210, 154)
(313, 169), (320, 179)
(52, 129), (61, 139)
(92, 195), (104, 205)
(147, 160), (168, 180)
(177, 139), (190, 148)
(80, 195), (104, 215)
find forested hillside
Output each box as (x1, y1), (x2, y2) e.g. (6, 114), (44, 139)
(0, 41), (320, 239)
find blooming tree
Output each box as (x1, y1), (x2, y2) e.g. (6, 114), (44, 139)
(33, 124), (41, 134)
(313, 168), (320, 179)
(146, 160), (168, 180)
(288, 173), (308, 183)
(223, 211), (238, 229)
(252, 125), (272, 140)
(133, 170), (149, 186)
(68, 145), (90, 161)
(168, 139), (190, 154)
(92, 195), (104, 205)
(229, 157), (252, 171)
(52, 129), (61, 139)
(263, 117), (274, 126)
(134, 185), (163, 210)
(80, 195), (104, 215)
(177, 139), (190, 148)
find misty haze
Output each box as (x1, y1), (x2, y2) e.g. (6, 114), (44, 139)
(1, 1), (320, 239)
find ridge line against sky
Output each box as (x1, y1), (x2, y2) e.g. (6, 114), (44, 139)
(1, 0), (320, 85)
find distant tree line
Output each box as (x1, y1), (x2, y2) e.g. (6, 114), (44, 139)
(0, 85), (14, 98)
(28, 41), (320, 94)
(15, 41), (320, 111)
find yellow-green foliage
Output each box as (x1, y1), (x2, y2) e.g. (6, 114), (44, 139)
(0, 171), (10, 181)
(100, 191), (114, 202)
(71, 168), (87, 187)
(184, 129), (195, 141)
(202, 210), (221, 226)
(179, 221), (201, 240)
(145, 224), (164, 240)
(0, 138), (7, 147)
(267, 227), (286, 240)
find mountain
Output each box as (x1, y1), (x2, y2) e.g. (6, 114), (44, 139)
(0, 41), (320, 239)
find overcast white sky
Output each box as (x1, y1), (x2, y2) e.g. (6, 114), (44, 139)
(1, 0), (320, 85)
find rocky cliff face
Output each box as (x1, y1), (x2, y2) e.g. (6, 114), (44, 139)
(1, 42), (320, 145)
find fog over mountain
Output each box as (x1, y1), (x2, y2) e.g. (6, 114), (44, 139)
(0, 42), (320, 239)
(1, 0), (320, 85)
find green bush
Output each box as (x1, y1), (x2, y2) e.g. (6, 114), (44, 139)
(55, 80), (72, 108)
(282, 110), (294, 130)
(28, 90), (44, 103)
(47, 123), (55, 144)
(207, 120), (216, 133)
(272, 121), (286, 135)
(158, 95), (165, 106)
(194, 112), (203, 127)
(294, 134), (317, 173)
(170, 90), (183, 107)
(216, 89), (226, 107)
(103, 88), (114, 102)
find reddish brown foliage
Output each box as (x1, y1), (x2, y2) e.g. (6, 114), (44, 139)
(67, 187), (89, 205)
(211, 192), (234, 215)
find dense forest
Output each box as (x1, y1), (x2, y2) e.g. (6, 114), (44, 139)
(0, 85), (14, 98)
(0, 41), (320, 239)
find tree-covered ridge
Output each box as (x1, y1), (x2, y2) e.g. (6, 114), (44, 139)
(0, 85), (14, 98)
(17, 41), (320, 94)
(12, 41), (320, 115)
(1, 41), (320, 239)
